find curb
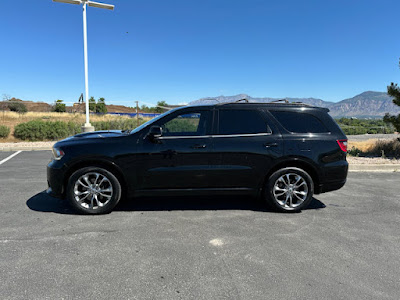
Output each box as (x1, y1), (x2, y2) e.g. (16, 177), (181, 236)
(348, 164), (400, 172)
(0, 147), (53, 152)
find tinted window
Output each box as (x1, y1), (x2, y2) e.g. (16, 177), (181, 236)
(270, 111), (329, 133)
(218, 109), (271, 135)
(160, 111), (210, 136)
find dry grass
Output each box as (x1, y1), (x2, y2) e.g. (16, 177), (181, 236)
(348, 138), (400, 158)
(0, 111), (145, 143)
(348, 139), (378, 152)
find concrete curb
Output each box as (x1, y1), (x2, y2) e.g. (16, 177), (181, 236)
(348, 164), (400, 172)
(0, 147), (53, 152)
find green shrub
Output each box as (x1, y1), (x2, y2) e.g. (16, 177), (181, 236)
(13, 118), (148, 141)
(347, 146), (363, 157)
(92, 119), (145, 131)
(8, 102), (27, 113)
(14, 120), (81, 141)
(335, 117), (394, 135)
(0, 125), (10, 138)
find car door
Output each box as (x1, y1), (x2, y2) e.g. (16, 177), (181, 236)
(138, 108), (214, 190)
(210, 108), (283, 190)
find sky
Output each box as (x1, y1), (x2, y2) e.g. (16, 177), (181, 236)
(1, 0), (400, 106)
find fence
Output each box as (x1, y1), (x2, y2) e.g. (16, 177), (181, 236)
(102, 112), (161, 118)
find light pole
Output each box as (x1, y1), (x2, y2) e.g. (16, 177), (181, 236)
(52, 0), (114, 132)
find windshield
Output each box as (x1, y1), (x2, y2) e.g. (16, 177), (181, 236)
(129, 108), (179, 134)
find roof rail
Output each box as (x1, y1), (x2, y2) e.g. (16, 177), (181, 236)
(270, 99), (289, 104)
(217, 98), (249, 106)
(199, 98), (220, 103)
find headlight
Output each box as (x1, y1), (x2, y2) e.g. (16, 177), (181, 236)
(52, 147), (65, 160)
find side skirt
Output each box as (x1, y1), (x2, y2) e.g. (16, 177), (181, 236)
(133, 187), (257, 197)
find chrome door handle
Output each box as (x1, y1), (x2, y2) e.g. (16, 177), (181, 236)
(264, 143), (278, 148)
(191, 144), (207, 149)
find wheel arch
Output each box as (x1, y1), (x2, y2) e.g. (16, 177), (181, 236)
(263, 157), (321, 194)
(63, 159), (128, 198)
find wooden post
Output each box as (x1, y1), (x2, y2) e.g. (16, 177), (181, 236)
(136, 101), (139, 127)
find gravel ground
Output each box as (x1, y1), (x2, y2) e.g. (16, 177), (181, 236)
(347, 157), (400, 165)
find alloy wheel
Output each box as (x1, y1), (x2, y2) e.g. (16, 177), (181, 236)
(272, 173), (308, 210)
(73, 172), (113, 210)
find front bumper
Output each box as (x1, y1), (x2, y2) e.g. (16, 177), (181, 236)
(47, 162), (67, 198)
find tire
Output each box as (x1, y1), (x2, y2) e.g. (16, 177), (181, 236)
(265, 167), (314, 213)
(66, 167), (122, 214)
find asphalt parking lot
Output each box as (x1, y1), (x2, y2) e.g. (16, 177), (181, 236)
(0, 151), (399, 300)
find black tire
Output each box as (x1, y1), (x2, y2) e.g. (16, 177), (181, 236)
(66, 167), (122, 214)
(265, 167), (314, 213)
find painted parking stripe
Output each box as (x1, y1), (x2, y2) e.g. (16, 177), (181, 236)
(0, 151), (23, 166)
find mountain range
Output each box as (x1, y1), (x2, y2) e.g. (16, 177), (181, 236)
(189, 91), (400, 118)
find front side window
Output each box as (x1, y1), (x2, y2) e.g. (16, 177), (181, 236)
(160, 111), (211, 136)
(217, 109), (271, 135)
(270, 111), (329, 133)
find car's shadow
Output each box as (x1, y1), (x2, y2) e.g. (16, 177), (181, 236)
(26, 191), (326, 215)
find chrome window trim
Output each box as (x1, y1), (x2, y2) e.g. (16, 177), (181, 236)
(157, 132), (272, 139)
(212, 132), (272, 138)
(158, 135), (211, 140)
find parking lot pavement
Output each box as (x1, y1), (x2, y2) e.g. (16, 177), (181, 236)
(1, 151), (399, 300)
(0, 151), (17, 162)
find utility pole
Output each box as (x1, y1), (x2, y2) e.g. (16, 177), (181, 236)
(52, 0), (114, 132)
(135, 101), (139, 127)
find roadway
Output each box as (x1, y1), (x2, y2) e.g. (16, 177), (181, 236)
(0, 151), (399, 299)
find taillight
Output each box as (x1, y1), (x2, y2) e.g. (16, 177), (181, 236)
(337, 139), (348, 152)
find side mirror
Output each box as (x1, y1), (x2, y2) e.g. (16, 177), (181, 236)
(147, 126), (162, 141)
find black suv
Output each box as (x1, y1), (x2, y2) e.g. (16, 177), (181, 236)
(47, 102), (348, 214)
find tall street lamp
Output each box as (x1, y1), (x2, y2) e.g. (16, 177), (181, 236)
(52, 0), (114, 132)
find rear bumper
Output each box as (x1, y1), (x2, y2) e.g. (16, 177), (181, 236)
(318, 179), (347, 194)
(316, 160), (348, 194)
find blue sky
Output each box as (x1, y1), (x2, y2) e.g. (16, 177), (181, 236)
(1, 0), (400, 105)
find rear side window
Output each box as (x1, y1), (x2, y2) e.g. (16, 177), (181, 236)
(218, 109), (271, 135)
(270, 111), (329, 133)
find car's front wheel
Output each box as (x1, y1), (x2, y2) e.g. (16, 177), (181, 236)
(265, 167), (314, 212)
(66, 167), (122, 214)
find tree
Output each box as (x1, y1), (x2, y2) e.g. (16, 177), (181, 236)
(53, 99), (66, 113)
(96, 97), (107, 113)
(156, 101), (168, 113)
(384, 82), (400, 132)
(1, 94), (11, 112)
(89, 96), (96, 112)
(140, 104), (149, 112)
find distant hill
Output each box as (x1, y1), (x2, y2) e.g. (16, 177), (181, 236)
(1, 99), (138, 114)
(190, 91), (400, 118)
(327, 91), (399, 117)
(190, 94), (334, 108)
(4, 91), (400, 118)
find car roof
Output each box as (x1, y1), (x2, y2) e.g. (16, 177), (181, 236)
(184, 102), (329, 112)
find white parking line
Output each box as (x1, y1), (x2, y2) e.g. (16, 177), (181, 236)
(0, 151), (23, 166)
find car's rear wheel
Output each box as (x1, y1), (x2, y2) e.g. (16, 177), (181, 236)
(66, 167), (122, 214)
(265, 167), (314, 212)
